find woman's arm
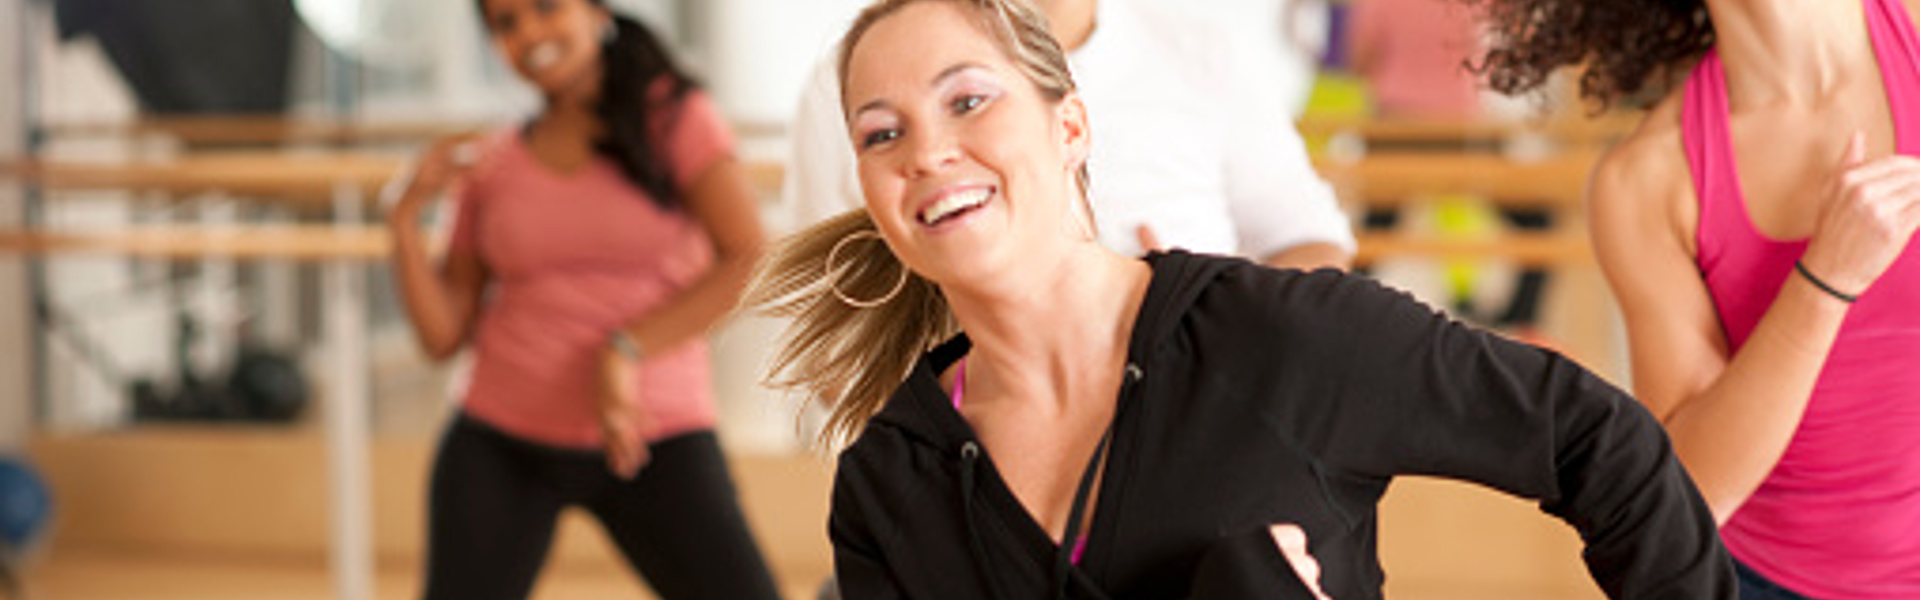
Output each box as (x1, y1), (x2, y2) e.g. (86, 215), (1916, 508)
(1261, 267), (1733, 598)
(607, 155), (766, 355)
(1589, 126), (1920, 522)
(387, 136), (490, 361)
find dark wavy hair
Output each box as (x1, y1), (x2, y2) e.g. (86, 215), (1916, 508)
(479, 0), (699, 209)
(594, 8), (697, 208)
(1461, 0), (1715, 109)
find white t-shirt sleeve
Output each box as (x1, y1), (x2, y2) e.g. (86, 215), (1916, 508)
(780, 55), (866, 231)
(1217, 34), (1357, 260)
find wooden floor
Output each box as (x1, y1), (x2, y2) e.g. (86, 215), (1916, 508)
(19, 547), (1597, 600)
(24, 547), (831, 600)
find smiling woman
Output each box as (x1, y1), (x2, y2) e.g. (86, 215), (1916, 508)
(746, 0), (1739, 598)
(380, 0), (782, 599)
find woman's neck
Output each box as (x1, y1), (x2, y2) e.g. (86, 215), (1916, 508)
(942, 243), (1150, 415)
(533, 99), (603, 143)
(1710, 0), (1875, 108)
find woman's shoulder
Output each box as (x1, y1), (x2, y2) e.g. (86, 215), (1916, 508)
(1589, 94), (1697, 254)
(1186, 254), (1432, 331)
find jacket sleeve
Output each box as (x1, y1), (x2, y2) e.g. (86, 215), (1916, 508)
(829, 460), (908, 600)
(1264, 270), (1735, 600)
(1183, 528), (1320, 600)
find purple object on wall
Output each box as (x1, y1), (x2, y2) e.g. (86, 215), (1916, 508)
(1321, 2), (1350, 70)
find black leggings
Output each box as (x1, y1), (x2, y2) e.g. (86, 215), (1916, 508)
(422, 413), (783, 600)
(1735, 559), (1818, 600)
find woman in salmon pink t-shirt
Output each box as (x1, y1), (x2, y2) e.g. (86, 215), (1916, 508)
(383, 1), (779, 599)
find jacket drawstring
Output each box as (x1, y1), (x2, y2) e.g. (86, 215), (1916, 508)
(959, 363), (1142, 600)
(960, 441), (1011, 600)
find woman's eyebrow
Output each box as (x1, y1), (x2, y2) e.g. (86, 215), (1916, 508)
(849, 62), (992, 118)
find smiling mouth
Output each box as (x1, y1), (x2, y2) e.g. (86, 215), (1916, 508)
(524, 41), (563, 72)
(917, 188), (993, 226)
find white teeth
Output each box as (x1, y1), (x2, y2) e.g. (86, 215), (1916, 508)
(918, 188), (992, 225)
(525, 42), (562, 71)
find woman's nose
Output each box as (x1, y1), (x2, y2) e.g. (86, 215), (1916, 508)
(905, 127), (960, 176)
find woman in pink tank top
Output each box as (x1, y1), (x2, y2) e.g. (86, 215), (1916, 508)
(1462, 0), (1920, 598)
(383, 0), (781, 598)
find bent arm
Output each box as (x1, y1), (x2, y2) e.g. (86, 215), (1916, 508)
(1271, 268), (1734, 598)
(387, 191), (488, 361)
(782, 56), (867, 229)
(1588, 141), (1848, 523)
(1221, 43), (1356, 271)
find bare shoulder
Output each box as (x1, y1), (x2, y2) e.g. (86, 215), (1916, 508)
(1589, 93), (1696, 254)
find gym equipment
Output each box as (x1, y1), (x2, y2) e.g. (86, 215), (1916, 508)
(38, 285), (310, 424)
(130, 313), (310, 424)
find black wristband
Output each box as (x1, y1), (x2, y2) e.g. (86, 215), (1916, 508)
(1794, 260), (1859, 304)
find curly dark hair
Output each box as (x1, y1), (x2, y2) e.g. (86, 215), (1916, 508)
(1460, 0), (1716, 109)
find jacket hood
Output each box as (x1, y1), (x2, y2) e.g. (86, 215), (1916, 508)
(865, 250), (1236, 453)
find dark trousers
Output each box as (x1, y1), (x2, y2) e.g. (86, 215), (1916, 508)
(423, 413), (783, 600)
(1736, 559), (1817, 600)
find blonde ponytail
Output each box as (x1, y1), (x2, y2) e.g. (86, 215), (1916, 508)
(744, 210), (957, 446)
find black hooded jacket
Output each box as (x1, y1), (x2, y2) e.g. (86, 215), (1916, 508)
(829, 251), (1735, 600)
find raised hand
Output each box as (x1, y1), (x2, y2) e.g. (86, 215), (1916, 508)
(1269, 524), (1332, 600)
(1800, 131), (1920, 300)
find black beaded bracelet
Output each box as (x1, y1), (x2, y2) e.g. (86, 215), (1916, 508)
(1794, 260), (1859, 304)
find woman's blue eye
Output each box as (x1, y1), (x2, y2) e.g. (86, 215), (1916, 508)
(862, 129), (899, 148)
(952, 95), (985, 114)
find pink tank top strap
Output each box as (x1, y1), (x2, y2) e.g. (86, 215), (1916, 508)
(1869, 0), (1920, 153)
(948, 357), (1092, 565)
(1680, 47), (1751, 272)
(951, 357), (967, 410)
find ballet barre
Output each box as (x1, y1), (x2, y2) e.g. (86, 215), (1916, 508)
(3, 153), (386, 600)
(1313, 151), (1602, 209)
(0, 225), (390, 261)
(1, 153), (404, 207)
(1297, 113), (1639, 147)
(45, 116), (480, 146)
(1352, 231), (1593, 267)
(0, 222), (1591, 268)
(47, 116), (790, 147)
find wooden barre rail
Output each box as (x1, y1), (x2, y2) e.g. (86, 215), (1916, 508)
(0, 225), (1590, 266)
(1, 154), (404, 205)
(1296, 113), (1640, 145)
(1314, 152), (1600, 208)
(44, 116), (791, 146)
(1353, 231), (1592, 267)
(0, 225), (391, 262)
(4, 149), (1598, 216)
(47, 114), (1632, 147)
(4, 154), (787, 202)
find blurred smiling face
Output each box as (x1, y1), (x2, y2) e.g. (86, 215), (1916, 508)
(841, 1), (1090, 286)
(480, 0), (607, 96)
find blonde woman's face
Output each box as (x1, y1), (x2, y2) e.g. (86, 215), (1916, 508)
(841, 2), (1091, 287)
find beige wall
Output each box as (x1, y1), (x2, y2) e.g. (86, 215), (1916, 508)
(0, 0), (33, 451)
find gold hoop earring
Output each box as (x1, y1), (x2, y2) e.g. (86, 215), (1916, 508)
(825, 230), (909, 308)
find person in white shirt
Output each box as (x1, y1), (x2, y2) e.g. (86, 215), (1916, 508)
(782, 0), (1355, 270)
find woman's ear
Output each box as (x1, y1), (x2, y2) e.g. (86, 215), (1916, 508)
(1056, 91), (1092, 172)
